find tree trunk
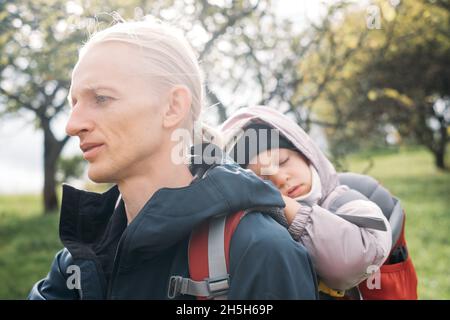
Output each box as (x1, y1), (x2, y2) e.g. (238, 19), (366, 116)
(41, 117), (69, 213)
(434, 114), (448, 171)
(414, 108), (448, 171)
(434, 149), (446, 170)
(43, 152), (58, 213)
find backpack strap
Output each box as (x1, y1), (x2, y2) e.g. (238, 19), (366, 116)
(337, 172), (405, 247)
(388, 199), (405, 248)
(167, 211), (246, 300)
(327, 189), (388, 231)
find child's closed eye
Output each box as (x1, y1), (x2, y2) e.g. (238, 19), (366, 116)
(279, 156), (289, 165)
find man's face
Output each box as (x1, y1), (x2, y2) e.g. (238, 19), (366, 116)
(247, 148), (312, 198)
(66, 42), (165, 183)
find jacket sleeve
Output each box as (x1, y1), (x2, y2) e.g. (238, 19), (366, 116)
(28, 248), (79, 300)
(228, 212), (319, 299)
(288, 199), (392, 291)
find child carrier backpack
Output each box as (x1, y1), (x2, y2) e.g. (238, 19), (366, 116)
(167, 173), (418, 300)
(338, 173), (418, 300)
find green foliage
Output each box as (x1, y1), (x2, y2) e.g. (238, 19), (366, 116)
(313, 0), (450, 169)
(57, 155), (85, 183)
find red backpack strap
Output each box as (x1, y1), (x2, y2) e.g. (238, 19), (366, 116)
(167, 211), (246, 300)
(189, 210), (246, 300)
(223, 210), (247, 271)
(188, 218), (210, 297)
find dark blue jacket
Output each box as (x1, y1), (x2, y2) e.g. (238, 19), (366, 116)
(28, 161), (318, 299)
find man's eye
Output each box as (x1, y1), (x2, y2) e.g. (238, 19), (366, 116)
(95, 95), (110, 104)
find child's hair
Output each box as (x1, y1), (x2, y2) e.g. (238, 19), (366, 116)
(229, 121), (306, 168)
(79, 15), (220, 145)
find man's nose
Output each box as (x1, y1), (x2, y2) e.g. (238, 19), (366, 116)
(65, 104), (93, 137)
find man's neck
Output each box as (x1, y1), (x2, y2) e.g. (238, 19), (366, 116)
(118, 150), (193, 224)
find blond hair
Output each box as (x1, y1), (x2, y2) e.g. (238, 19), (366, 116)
(80, 17), (221, 145)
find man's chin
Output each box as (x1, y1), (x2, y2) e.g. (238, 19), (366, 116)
(87, 167), (114, 184)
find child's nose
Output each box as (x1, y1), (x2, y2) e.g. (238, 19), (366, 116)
(271, 173), (287, 191)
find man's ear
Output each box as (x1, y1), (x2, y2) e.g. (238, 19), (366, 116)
(162, 85), (192, 129)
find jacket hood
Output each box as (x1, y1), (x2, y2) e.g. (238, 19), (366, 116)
(59, 156), (284, 268)
(220, 106), (339, 200)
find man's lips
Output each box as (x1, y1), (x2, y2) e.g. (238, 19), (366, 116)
(80, 142), (103, 152)
(80, 143), (104, 160)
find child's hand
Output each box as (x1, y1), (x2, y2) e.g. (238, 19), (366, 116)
(281, 195), (301, 226)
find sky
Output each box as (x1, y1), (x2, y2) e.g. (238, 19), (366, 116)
(0, 1), (341, 194)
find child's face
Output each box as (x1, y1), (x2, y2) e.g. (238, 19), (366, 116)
(247, 148), (312, 198)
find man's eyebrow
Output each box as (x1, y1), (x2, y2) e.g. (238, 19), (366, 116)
(72, 84), (120, 96)
(85, 84), (120, 94)
(71, 84), (120, 95)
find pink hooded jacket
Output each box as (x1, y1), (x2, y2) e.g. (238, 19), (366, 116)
(220, 106), (392, 290)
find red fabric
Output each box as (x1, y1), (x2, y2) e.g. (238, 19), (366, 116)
(188, 220), (210, 300)
(188, 211), (245, 300)
(224, 211), (246, 270)
(359, 214), (418, 300)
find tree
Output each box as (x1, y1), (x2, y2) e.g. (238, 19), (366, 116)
(1, 0), (354, 212)
(0, 0), (84, 211)
(57, 155), (85, 184)
(0, 0), (137, 211)
(360, 0), (450, 169)
(311, 0), (450, 169)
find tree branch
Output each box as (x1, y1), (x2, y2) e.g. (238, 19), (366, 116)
(199, 0), (260, 60)
(205, 82), (227, 123)
(0, 86), (36, 113)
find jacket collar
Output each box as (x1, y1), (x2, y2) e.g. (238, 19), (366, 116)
(59, 146), (285, 265)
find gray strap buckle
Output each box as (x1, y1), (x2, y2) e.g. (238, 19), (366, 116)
(168, 276), (185, 299)
(206, 275), (230, 298)
(167, 275), (230, 299)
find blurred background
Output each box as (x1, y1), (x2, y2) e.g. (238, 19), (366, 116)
(0, 0), (449, 299)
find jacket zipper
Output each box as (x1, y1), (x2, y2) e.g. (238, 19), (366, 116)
(106, 228), (128, 299)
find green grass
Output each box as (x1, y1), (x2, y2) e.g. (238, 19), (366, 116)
(0, 146), (449, 299)
(0, 195), (62, 299)
(347, 146), (450, 299)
